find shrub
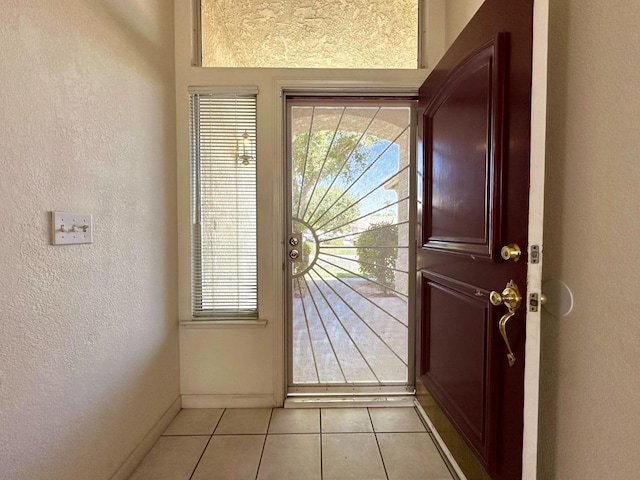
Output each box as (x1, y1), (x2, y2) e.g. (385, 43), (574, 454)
(355, 222), (397, 293)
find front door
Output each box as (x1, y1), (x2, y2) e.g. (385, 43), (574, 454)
(285, 97), (415, 395)
(416, 1), (540, 479)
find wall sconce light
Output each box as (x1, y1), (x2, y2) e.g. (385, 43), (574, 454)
(237, 131), (253, 165)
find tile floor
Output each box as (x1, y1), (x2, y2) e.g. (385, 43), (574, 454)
(129, 407), (454, 480)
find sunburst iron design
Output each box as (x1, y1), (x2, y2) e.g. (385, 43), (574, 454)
(289, 103), (412, 386)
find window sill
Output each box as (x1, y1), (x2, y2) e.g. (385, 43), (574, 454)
(179, 319), (268, 329)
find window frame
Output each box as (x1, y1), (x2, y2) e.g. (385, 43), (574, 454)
(189, 86), (259, 320)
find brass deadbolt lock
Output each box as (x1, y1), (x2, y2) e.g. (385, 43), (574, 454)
(500, 244), (522, 262)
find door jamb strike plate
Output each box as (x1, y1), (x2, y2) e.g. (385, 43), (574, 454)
(529, 292), (540, 312)
(530, 244), (540, 264)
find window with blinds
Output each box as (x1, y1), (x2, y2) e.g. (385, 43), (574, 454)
(189, 88), (258, 318)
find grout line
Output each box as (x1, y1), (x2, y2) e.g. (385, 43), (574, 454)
(189, 408), (227, 480)
(187, 408), (226, 480)
(207, 431), (323, 436)
(312, 430), (372, 435)
(211, 408), (227, 436)
(254, 408), (274, 480)
(213, 409), (226, 433)
(187, 433), (214, 480)
(368, 408), (390, 480)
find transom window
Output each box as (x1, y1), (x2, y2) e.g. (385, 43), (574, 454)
(200, 0), (420, 69)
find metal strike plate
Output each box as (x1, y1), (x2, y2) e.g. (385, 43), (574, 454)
(530, 244), (540, 264)
(529, 292), (547, 312)
(529, 292), (540, 312)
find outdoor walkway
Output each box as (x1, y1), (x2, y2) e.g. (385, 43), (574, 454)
(292, 276), (408, 385)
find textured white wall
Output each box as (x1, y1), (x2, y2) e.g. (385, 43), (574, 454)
(0, 1), (178, 479)
(201, 0), (418, 68)
(539, 0), (640, 477)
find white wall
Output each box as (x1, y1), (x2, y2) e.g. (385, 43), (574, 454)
(0, 1), (178, 479)
(444, 0), (484, 47)
(539, 0), (640, 477)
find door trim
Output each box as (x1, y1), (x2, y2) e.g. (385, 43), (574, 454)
(522, 0), (550, 477)
(270, 78), (428, 409)
(281, 90), (419, 395)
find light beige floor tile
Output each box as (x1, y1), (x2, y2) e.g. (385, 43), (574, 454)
(368, 407), (426, 432)
(321, 408), (373, 433)
(268, 408), (320, 434)
(128, 436), (208, 480)
(214, 408), (272, 435)
(191, 435), (264, 480)
(163, 408), (224, 436)
(256, 434), (320, 480)
(322, 433), (386, 480)
(377, 433), (453, 480)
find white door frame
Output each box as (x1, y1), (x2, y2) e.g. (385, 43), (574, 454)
(281, 93), (418, 395)
(271, 79), (424, 404)
(522, 0), (550, 478)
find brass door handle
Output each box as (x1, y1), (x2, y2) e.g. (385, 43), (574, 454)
(289, 249), (300, 260)
(489, 280), (522, 310)
(490, 280), (522, 367)
(499, 310), (517, 367)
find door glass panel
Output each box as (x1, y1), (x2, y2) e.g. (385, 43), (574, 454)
(288, 100), (412, 386)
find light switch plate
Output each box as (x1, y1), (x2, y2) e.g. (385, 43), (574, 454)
(51, 212), (93, 245)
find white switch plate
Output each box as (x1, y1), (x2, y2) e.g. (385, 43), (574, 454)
(51, 212), (93, 245)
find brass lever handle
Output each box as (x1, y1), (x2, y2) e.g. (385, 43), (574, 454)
(490, 280), (522, 367)
(499, 310), (517, 367)
(489, 280), (522, 310)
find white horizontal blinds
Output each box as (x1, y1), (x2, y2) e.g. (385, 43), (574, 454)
(190, 92), (258, 318)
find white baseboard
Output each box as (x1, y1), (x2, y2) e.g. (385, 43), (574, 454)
(181, 394), (274, 408)
(110, 396), (182, 480)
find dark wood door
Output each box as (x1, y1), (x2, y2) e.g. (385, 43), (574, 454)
(416, 1), (534, 479)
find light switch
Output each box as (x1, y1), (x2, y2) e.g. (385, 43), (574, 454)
(51, 212), (93, 245)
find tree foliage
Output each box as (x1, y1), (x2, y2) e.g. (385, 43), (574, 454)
(292, 130), (376, 231)
(355, 222), (398, 292)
